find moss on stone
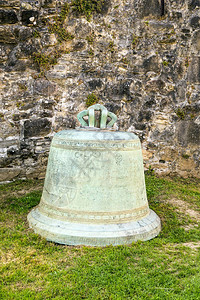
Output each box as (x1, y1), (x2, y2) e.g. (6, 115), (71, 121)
(121, 57), (129, 64)
(47, 2), (73, 43)
(48, 14), (74, 43)
(17, 83), (27, 90)
(108, 41), (115, 52)
(86, 93), (98, 107)
(182, 153), (190, 159)
(185, 57), (190, 67)
(32, 51), (61, 71)
(71, 0), (105, 21)
(60, 3), (70, 22)
(88, 48), (94, 56)
(162, 61), (169, 66)
(176, 108), (185, 120)
(132, 34), (139, 48)
(33, 30), (40, 38)
(30, 2), (74, 75)
(48, 22), (74, 42)
(158, 38), (176, 44)
(86, 34), (94, 44)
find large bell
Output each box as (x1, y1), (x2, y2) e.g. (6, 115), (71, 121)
(28, 104), (161, 246)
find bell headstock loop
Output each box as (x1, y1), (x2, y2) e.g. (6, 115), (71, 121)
(77, 104), (117, 129)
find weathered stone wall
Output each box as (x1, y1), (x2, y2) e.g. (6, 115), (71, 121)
(0, 0), (200, 182)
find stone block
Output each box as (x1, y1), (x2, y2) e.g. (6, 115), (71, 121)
(139, 0), (162, 18)
(33, 79), (56, 96)
(142, 149), (153, 160)
(41, 0), (57, 8)
(0, 10), (18, 24)
(0, 167), (21, 181)
(143, 55), (160, 73)
(0, 44), (13, 62)
(87, 79), (103, 90)
(40, 33), (57, 47)
(153, 114), (170, 131)
(192, 30), (200, 51)
(21, 2), (33, 10)
(0, 0), (20, 7)
(18, 26), (33, 41)
(25, 167), (46, 179)
(0, 139), (19, 148)
(54, 116), (76, 131)
(176, 157), (197, 177)
(23, 118), (52, 138)
(190, 16), (200, 29)
(176, 120), (200, 146)
(159, 147), (178, 162)
(187, 56), (200, 83)
(106, 80), (132, 101)
(145, 79), (165, 93)
(189, 0), (200, 9)
(21, 10), (39, 26)
(0, 25), (17, 43)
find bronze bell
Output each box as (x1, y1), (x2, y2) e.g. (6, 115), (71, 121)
(28, 104), (161, 246)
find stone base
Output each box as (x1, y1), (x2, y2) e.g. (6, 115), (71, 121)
(27, 208), (161, 246)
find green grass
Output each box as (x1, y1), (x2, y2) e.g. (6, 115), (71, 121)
(0, 175), (200, 299)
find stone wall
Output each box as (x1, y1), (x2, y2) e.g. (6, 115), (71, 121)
(0, 0), (200, 182)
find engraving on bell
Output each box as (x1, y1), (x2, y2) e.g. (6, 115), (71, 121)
(28, 104), (161, 246)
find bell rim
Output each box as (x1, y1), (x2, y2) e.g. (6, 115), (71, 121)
(27, 208), (161, 246)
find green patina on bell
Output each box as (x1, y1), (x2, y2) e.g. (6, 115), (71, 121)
(28, 104), (161, 246)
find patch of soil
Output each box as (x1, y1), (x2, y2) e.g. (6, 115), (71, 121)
(166, 198), (200, 222)
(181, 241), (200, 250)
(0, 180), (43, 201)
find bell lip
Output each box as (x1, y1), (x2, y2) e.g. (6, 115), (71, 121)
(27, 208), (161, 246)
